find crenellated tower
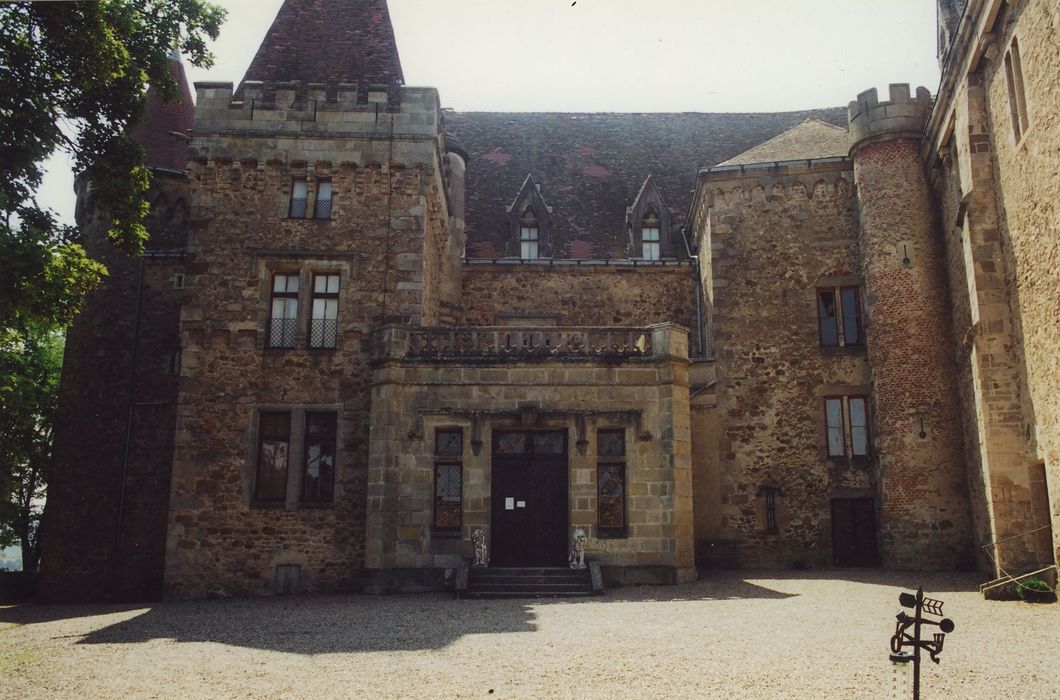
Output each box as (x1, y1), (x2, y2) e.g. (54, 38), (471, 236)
(848, 84), (973, 569)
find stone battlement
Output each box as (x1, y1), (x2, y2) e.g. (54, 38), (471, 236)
(848, 84), (933, 154)
(191, 81), (441, 137)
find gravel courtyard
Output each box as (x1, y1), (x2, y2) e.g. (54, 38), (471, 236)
(1, 570), (1057, 699)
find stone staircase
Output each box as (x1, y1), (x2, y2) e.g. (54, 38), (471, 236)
(457, 563), (603, 599)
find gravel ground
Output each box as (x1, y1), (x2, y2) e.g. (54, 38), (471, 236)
(1, 570), (1057, 699)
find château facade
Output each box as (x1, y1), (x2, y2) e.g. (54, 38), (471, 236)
(39, 0), (1059, 600)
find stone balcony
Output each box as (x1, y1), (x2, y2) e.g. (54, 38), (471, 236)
(373, 323), (689, 363)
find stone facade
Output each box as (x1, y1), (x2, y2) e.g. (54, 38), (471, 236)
(40, 0), (1058, 600)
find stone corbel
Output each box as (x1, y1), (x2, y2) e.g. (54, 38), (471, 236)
(470, 414), (483, 456)
(633, 412), (652, 441)
(575, 414), (589, 456)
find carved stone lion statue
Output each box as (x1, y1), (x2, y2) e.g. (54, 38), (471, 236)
(569, 527), (587, 569)
(471, 528), (489, 567)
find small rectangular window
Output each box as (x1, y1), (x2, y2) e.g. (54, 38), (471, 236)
(825, 398), (845, 457)
(256, 412), (291, 501)
(818, 290), (838, 346)
(1004, 38), (1029, 142)
(764, 489), (778, 533)
(268, 273), (299, 348)
(642, 227), (661, 261)
(289, 180), (308, 218)
(313, 180), (332, 219)
(434, 428), (463, 531)
(840, 287), (863, 346)
(818, 286), (863, 348)
(309, 273), (339, 349)
(302, 413), (336, 502)
(597, 429), (627, 537)
(173, 273), (185, 290)
(520, 226), (539, 260)
(849, 397), (869, 457)
(824, 396), (871, 462)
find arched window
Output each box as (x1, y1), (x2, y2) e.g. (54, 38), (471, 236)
(519, 208), (539, 260)
(641, 209), (661, 260)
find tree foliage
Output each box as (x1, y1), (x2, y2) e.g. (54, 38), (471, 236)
(0, 325), (63, 571)
(0, 0), (224, 571)
(0, 0), (224, 345)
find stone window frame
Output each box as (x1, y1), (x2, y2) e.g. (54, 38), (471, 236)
(432, 427), (464, 537)
(257, 260), (351, 352)
(821, 394), (872, 468)
(1003, 35), (1030, 145)
(245, 404), (346, 510)
(596, 427), (628, 539)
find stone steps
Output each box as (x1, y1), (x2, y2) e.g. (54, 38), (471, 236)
(460, 565), (599, 599)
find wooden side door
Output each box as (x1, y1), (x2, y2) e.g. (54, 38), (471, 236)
(832, 498), (880, 567)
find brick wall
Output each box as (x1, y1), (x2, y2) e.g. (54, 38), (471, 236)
(853, 139), (973, 569)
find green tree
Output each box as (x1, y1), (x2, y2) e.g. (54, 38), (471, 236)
(0, 0), (224, 571)
(0, 325), (63, 572)
(0, 0), (224, 345)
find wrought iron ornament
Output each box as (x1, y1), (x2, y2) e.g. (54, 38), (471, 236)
(888, 586), (955, 699)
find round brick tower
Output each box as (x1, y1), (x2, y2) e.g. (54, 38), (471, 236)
(848, 84), (972, 569)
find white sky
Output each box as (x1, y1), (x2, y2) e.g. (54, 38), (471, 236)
(38, 0), (942, 223)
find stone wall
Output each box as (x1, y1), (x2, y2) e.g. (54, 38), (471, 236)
(163, 86), (451, 599)
(980, 0), (1060, 567)
(924, 0), (1059, 573)
(367, 324), (695, 585)
(691, 160), (874, 568)
(460, 264), (697, 335)
(38, 174), (188, 601)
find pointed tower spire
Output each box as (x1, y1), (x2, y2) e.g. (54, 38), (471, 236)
(131, 52), (194, 172)
(239, 0), (404, 95)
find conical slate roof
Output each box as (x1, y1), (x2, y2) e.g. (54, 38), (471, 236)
(238, 0), (404, 94)
(132, 54), (194, 172)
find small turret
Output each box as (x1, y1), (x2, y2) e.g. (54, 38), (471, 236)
(848, 83), (973, 570)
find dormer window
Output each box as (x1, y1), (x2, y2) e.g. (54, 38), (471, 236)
(626, 175), (672, 260)
(641, 210), (661, 260)
(519, 209), (539, 260)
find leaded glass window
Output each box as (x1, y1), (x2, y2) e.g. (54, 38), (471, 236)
(268, 273), (299, 348)
(597, 429), (627, 537)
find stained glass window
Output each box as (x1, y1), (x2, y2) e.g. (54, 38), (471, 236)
(533, 431), (566, 455)
(494, 431), (526, 455)
(256, 412), (290, 501)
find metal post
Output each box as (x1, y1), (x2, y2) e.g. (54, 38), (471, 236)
(912, 586), (922, 700)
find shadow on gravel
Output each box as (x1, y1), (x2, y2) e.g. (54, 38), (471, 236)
(0, 603), (151, 627)
(69, 593), (540, 653)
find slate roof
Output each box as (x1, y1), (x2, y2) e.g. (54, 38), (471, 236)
(445, 109), (848, 259)
(237, 0), (403, 96)
(132, 56), (194, 172)
(720, 118), (849, 166)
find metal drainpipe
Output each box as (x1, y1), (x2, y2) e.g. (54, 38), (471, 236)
(111, 255), (145, 597)
(111, 249), (184, 597)
(681, 227), (707, 358)
(380, 110), (396, 322)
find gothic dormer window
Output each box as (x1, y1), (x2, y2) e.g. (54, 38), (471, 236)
(641, 209), (661, 261)
(519, 208), (539, 260)
(506, 174), (554, 259)
(626, 175), (673, 260)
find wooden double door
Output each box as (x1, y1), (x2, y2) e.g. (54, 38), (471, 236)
(831, 498), (880, 567)
(490, 430), (569, 567)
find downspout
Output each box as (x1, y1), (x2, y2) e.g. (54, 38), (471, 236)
(112, 249), (184, 598)
(682, 226), (706, 359)
(111, 255), (145, 597)
(380, 108), (396, 322)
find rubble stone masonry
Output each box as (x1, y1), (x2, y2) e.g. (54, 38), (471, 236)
(692, 160), (874, 567)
